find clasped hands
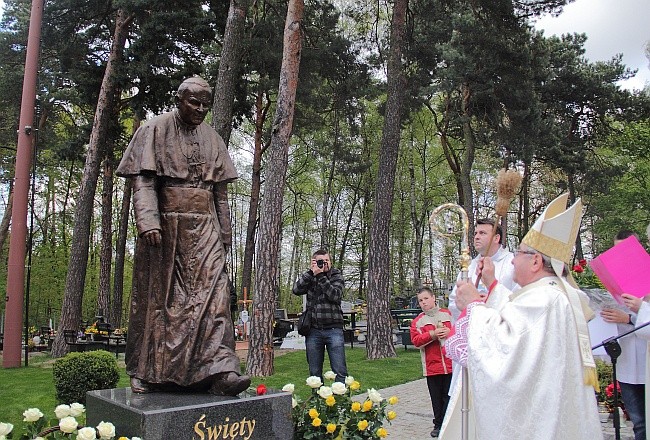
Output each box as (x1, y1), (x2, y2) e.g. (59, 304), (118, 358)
(455, 256), (495, 311)
(430, 326), (450, 340)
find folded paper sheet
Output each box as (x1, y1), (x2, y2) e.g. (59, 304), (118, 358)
(590, 235), (650, 304)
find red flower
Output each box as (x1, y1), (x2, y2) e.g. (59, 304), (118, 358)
(579, 259), (587, 267)
(256, 384), (267, 396)
(572, 264), (584, 273)
(605, 382), (621, 398)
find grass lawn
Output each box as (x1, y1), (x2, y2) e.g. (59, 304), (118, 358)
(1, 346), (423, 430)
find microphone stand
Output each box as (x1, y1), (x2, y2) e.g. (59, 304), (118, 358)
(592, 319), (650, 440)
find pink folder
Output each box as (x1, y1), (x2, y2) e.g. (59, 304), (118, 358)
(589, 235), (650, 304)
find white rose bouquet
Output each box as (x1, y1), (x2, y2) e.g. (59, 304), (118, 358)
(0, 404), (125, 440)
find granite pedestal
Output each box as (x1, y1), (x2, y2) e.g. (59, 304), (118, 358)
(86, 387), (292, 439)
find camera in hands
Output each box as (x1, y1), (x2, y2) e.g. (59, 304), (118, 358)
(316, 259), (326, 269)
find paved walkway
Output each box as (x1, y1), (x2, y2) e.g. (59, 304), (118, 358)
(372, 379), (634, 439)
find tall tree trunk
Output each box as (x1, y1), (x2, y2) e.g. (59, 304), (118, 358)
(247, 0), (303, 376)
(51, 10), (132, 357)
(241, 89), (270, 300)
(97, 154), (113, 319)
(212, 0), (248, 146)
(111, 178), (131, 329)
(110, 116), (139, 328)
(366, 0), (408, 360)
(0, 181), (14, 254)
(320, 112), (340, 249)
(61, 160), (76, 252)
(408, 136), (423, 287)
(460, 82), (476, 242)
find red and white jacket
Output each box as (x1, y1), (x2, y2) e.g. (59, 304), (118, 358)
(409, 309), (453, 376)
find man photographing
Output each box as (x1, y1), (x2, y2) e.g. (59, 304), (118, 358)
(293, 249), (348, 383)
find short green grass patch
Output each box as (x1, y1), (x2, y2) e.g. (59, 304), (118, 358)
(1, 347), (423, 428)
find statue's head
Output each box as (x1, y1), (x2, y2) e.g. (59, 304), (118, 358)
(175, 77), (212, 126)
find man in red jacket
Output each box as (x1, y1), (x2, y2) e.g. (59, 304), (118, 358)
(410, 286), (453, 438)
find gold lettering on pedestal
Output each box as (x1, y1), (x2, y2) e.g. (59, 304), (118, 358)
(193, 414), (256, 440)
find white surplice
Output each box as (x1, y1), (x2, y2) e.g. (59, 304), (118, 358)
(633, 301), (650, 440)
(441, 277), (603, 440)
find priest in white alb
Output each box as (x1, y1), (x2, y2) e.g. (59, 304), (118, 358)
(442, 194), (603, 440)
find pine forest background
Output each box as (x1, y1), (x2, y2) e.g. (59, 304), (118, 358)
(0, 0), (649, 368)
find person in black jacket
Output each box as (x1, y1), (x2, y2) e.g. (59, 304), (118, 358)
(292, 249), (348, 383)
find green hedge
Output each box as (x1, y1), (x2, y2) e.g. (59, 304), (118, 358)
(52, 350), (120, 404)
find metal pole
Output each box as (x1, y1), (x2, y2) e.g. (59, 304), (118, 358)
(3, 0), (44, 368)
(461, 366), (469, 439)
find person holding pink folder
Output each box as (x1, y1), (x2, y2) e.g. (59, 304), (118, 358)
(601, 230), (646, 440)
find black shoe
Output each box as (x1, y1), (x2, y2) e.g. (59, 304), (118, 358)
(130, 377), (156, 394)
(209, 372), (251, 396)
(431, 427), (440, 438)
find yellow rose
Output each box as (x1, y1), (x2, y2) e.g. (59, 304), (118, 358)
(357, 419), (369, 431)
(326, 423), (337, 434)
(309, 408), (319, 419)
(351, 401), (361, 412)
(377, 427), (388, 438)
(388, 396), (399, 405)
(350, 381), (361, 391)
(387, 410), (397, 421)
(326, 395), (336, 407)
(362, 400), (373, 412)
(312, 417), (322, 427)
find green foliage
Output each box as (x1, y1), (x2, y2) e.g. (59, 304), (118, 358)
(52, 351), (120, 404)
(596, 358), (613, 401)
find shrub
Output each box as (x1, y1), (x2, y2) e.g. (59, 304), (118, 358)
(53, 350), (119, 404)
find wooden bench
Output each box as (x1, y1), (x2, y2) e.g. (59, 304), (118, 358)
(390, 308), (421, 349)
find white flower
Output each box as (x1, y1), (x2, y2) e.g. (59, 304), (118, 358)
(76, 427), (97, 440)
(368, 388), (383, 403)
(55, 404), (72, 419)
(292, 397), (298, 408)
(23, 408), (44, 422)
(96, 421), (115, 439)
(306, 376), (322, 389)
(282, 383), (295, 393)
(344, 376), (355, 386)
(59, 416), (79, 433)
(97, 422), (115, 440)
(70, 403), (86, 417)
(317, 386), (333, 399)
(0, 422), (13, 435)
(324, 371), (337, 381)
(331, 382), (347, 395)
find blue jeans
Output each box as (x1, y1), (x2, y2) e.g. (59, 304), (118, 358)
(619, 382), (646, 440)
(305, 327), (348, 383)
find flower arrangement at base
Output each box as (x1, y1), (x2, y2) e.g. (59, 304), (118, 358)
(0, 403), (141, 440)
(284, 371), (398, 439)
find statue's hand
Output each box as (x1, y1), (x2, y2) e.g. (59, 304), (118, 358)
(142, 229), (162, 247)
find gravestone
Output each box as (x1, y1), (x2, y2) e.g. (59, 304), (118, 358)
(86, 387), (292, 439)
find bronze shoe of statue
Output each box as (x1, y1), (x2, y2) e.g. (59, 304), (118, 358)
(208, 372), (251, 396)
(130, 377), (156, 393)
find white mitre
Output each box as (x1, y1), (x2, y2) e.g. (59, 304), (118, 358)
(521, 193), (599, 390)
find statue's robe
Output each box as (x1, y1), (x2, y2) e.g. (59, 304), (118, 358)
(116, 109), (239, 388)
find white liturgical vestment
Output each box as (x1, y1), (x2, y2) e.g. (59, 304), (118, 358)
(441, 277), (603, 440)
(634, 302), (650, 440)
